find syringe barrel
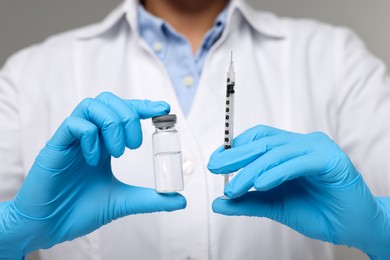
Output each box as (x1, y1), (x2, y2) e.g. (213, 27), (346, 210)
(224, 78), (235, 149)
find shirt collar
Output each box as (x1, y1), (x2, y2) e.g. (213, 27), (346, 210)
(76, 0), (285, 40)
(136, 2), (229, 51)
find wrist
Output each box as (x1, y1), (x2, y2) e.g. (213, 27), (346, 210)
(365, 197), (390, 260)
(0, 201), (26, 260)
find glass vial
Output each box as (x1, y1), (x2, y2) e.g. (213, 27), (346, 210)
(152, 114), (184, 193)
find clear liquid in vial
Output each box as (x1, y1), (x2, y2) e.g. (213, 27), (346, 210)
(153, 151), (184, 193)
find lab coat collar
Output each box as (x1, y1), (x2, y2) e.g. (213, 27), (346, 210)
(232, 0), (285, 39)
(76, 0), (286, 40)
(75, 0), (135, 39)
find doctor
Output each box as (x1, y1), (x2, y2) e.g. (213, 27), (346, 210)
(1, 0), (390, 259)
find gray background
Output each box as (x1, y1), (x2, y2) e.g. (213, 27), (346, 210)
(1, 0), (388, 259)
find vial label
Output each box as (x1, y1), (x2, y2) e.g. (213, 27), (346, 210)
(153, 151), (184, 193)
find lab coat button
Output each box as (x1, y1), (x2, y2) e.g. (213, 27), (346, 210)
(183, 75), (194, 87)
(153, 41), (163, 52)
(182, 159), (195, 175)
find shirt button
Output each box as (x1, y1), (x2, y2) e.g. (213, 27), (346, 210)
(182, 159), (195, 176)
(183, 75), (194, 87)
(153, 41), (163, 52)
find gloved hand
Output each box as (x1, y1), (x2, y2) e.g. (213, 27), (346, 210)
(208, 125), (390, 259)
(0, 92), (186, 259)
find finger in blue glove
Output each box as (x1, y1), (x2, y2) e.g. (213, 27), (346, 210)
(0, 92), (186, 259)
(208, 125), (390, 259)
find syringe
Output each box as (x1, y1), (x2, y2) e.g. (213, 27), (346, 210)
(223, 51), (235, 187)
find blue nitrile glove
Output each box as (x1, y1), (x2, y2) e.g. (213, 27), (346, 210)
(208, 125), (390, 259)
(0, 92), (186, 259)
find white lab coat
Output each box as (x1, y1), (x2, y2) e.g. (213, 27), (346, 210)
(1, 0), (389, 259)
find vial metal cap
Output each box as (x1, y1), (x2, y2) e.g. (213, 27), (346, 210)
(152, 114), (177, 128)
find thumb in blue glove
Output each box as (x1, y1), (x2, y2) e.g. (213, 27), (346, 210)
(0, 92), (186, 259)
(208, 125), (390, 259)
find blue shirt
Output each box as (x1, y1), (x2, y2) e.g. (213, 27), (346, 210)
(137, 4), (228, 116)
